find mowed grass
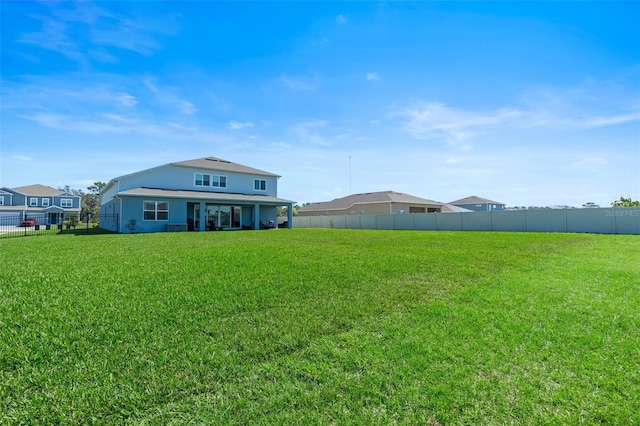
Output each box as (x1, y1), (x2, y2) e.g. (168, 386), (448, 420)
(1, 229), (638, 425)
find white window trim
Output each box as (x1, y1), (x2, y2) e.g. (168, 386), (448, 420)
(143, 200), (169, 221)
(61, 198), (73, 208)
(194, 173), (227, 188)
(254, 179), (267, 192)
(42, 198), (50, 207)
(30, 197), (38, 206)
(0, 196), (4, 206)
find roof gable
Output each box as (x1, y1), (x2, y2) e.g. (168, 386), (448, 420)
(449, 195), (504, 205)
(172, 157), (280, 177)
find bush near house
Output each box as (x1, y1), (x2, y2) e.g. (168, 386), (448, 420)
(1, 230), (638, 424)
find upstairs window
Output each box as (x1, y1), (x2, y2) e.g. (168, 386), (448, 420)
(30, 197), (38, 206)
(0, 196), (4, 206)
(61, 198), (73, 208)
(212, 175), (227, 187)
(254, 179), (266, 191)
(195, 173), (227, 188)
(42, 198), (50, 207)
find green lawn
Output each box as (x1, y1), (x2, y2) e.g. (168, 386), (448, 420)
(1, 230), (638, 424)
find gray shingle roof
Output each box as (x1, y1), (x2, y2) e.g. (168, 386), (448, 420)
(449, 195), (504, 205)
(172, 157), (280, 177)
(440, 203), (474, 213)
(299, 191), (442, 212)
(119, 187), (292, 204)
(10, 184), (64, 197)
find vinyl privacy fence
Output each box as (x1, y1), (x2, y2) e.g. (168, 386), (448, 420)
(293, 208), (640, 235)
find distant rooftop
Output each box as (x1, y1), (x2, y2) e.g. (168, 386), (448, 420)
(8, 184), (66, 197)
(449, 195), (505, 205)
(299, 190), (442, 212)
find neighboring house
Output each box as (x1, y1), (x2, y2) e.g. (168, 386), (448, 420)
(0, 184), (81, 224)
(440, 203), (474, 213)
(99, 156), (293, 233)
(297, 191), (443, 216)
(449, 195), (506, 212)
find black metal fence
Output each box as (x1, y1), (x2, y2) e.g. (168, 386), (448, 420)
(0, 213), (118, 239)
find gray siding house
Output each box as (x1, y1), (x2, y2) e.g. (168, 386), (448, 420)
(449, 195), (506, 212)
(298, 191), (443, 216)
(99, 156), (293, 233)
(0, 184), (81, 224)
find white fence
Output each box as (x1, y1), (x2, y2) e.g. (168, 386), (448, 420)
(293, 208), (640, 235)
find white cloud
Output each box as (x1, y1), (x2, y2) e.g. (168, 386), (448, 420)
(228, 120), (254, 130)
(570, 157), (608, 170)
(573, 112), (640, 128)
(18, 3), (178, 63)
(366, 72), (380, 81)
(277, 74), (317, 91)
(118, 93), (138, 107)
(336, 14), (346, 24)
(179, 101), (197, 115)
(12, 155), (32, 161)
(271, 141), (292, 148)
(290, 119), (331, 146)
(143, 79), (196, 114)
(20, 112), (217, 141)
(394, 102), (523, 143)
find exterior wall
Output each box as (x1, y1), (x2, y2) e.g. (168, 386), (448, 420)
(259, 206), (278, 223)
(293, 208), (640, 235)
(119, 196), (186, 234)
(53, 194), (81, 209)
(0, 190), (15, 206)
(8, 191), (27, 206)
(99, 198), (121, 232)
(100, 184), (120, 206)
(115, 165), (278, 198)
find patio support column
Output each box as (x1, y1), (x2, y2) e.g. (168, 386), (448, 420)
(199, 203), (206, 232)
(253, 204), (260, 230)
(287, 202), (293, 229)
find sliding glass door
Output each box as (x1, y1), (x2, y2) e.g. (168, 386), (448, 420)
(206, 205), (242, 229)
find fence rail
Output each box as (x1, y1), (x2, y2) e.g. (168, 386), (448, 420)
(293, 208), (640, 235)
(0, 213), (118, 239)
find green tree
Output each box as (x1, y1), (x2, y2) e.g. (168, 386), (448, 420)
(82, 182), (106, 222)
(278, 205), (298, 217)
(612, 196), (640, 207)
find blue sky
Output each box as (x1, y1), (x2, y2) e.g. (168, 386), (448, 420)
(1, 1), (639, 207)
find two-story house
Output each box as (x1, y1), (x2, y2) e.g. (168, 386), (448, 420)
(99, 156), (293, 233)
(448, 195), (506, 212)
(0, 184), (82, 225)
